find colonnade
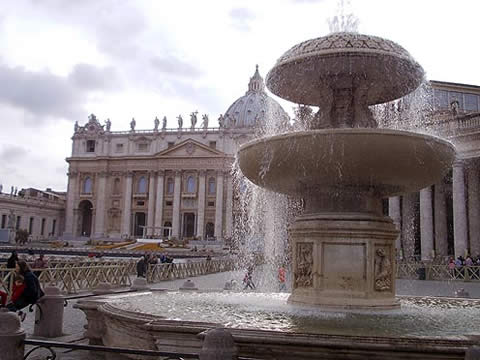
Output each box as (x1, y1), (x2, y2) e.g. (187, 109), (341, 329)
(389, 160), (480, 259)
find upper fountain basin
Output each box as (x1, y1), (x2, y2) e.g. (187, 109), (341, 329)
(238, 129), (455, 198)
(266, 32), (424, 106)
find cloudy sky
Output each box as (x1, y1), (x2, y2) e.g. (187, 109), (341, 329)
(0, 0), (479, 192)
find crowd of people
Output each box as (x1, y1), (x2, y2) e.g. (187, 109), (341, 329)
(0, 251), (45, 321)
(136, 253), (174, 278)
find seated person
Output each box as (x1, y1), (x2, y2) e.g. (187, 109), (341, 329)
(6, 275), (27, 320)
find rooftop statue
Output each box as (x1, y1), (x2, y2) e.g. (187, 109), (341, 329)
(201, 114), (209, 129)
(105, 118), (111, 132)
(190, 111), (198, 129)
(154, 117), (160, 131)
(177, 115), (183, 129)
(130, 117), (136, 131)
(218, 114), (224, 128)
(162, 116), (167, 130)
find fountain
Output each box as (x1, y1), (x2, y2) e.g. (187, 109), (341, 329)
(238, 32), (455, 309)
(74, 33), (480, 359)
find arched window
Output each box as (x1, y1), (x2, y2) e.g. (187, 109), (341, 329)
(113, 178), (121, 195)
(163, 221), (172, 238)
(205, 222), (215, 239)
(167, 178), (174, 194)
(186, 176), (195, 193)
(83, 177), (92, 194)
(138, 176), (147, 193)
(208, 177), (216, 194)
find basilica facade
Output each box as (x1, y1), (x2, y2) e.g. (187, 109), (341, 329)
(62, 67), (289, 244)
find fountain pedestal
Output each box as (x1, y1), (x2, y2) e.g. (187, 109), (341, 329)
(289, 213), (399, 309)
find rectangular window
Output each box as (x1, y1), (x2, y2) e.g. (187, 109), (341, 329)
(167, 142), (175, 148)
(434, 89), (448, 109)
(16, 216), (21, 230)
(137, 201), (145, 206)
(465, 94), (479, 112)
(137, 143), (149, 152)
(115, 143), (124, 153)
(209, 141), (216, 149)
(1, 214), (6, 229)
(166, 200), (173, 206)
(41, 218), (46, 236)
(51, 219), (56, 236)
(86, 140), (96, 152)
(208, 201), (215, 207)
(29, 217), (34, 235)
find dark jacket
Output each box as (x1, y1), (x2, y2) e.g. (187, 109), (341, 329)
(136, 258), (147, 277)
(7, 256), (17, 269)
(22, 271), (44, 304)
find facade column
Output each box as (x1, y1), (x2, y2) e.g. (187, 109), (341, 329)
(388, 196), (402, 256)
(434, 182), (449, 257)
(453, 161), (468, 257)
(93, 172), (108, 238)
(63, 171), (78, 237)
(420, 186), (434, 260)
(214, 170), (224, 241)
(172, 170), (182, 239)
(154, 170), (165, 237)
(121, 172), (133, 237)
(146, 171), (156, 236)
(402, 192), (417, 260)
(468, 165), (480, 256)
(196, 170), (206, 239)
(225, 172), (233, 240)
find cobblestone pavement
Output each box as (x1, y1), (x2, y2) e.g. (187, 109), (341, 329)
(23, 269), (480, 359)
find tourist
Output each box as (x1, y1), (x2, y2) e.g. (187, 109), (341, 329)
(136, 255), (148, 278)
(7, 260), (44, 312)
(7, 251), (18, 268)
(4, 274), (27, 320)
(278, 266), (286, 291)
(243, 267), (256, 290)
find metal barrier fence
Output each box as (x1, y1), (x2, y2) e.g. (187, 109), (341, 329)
(1, 259), (235, 295)
(396, 263), (480, 281)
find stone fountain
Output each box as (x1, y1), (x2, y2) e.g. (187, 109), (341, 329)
(238, 32), (456, 309)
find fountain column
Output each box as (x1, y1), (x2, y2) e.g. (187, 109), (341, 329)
(388, 197), (402, 254)
(468, 165), (480, 256)
(93, 171), (107, 238)
(146, 171), (156, 236)
(420, 186), (434, 260)
(172, 171), (182, 239)
(453, 161), (468, 257)
(196, 170), (206, 239)
(402, 193), (417, 260)
(434, 182), (449, 257)
(154, 170), (165, 235)
(121, 172), (133, 236)
(214, 170), (224, 241)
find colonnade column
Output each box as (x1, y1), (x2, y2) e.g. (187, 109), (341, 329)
(434, 182), (449, 257)
(121, 172), (133, 237)
(172, 171), (182, 239)
(146, 171), (156, 236)
(64, 171), (78, 237)
(388, 196), (402, 255)
(468, 165), (480, 256)
(214, 170), (224, 241)
(402, 192), (417, 260)
(154, 170), (165, 236)
(420, 186), (434, 260)
(93, 172), (108, 238)
(453, 161), (468, 257)
(225, 173), (233, 240)
(196, 170), (206, 239)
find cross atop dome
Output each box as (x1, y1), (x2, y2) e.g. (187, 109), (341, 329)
(247, 64), (265, 93)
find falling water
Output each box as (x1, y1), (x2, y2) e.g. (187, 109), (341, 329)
(327, 0), (359, 34)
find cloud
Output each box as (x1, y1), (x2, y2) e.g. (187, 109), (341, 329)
(150, 56), (203, 78)
(69, 63), (121, 90)
(0, 144), (29, 162)
(229, 8), (255, 31)
(0, 63), (122, 124)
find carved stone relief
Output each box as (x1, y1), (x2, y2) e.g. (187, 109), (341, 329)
(374, 247), (392, 292)
(294, 242), (314, 288)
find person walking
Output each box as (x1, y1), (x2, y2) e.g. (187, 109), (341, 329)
(7, 251), (18, 268)
(136, 255), (148, 278)
(243, 267), (256, 290)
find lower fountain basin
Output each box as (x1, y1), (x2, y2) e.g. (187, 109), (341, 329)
(238, 129), (455, 198)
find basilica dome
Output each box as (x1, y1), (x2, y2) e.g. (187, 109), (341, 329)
(223, 66), (289, 129)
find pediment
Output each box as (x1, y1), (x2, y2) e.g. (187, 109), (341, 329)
(156, 139), (225, 158)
